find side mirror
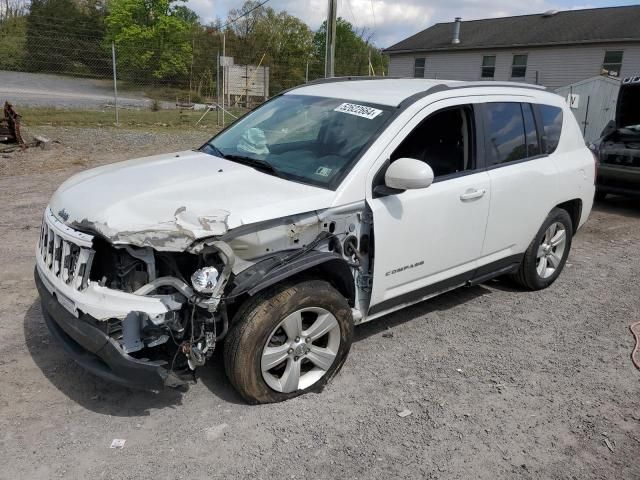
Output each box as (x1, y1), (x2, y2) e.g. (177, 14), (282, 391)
(385, 157), (434, 190)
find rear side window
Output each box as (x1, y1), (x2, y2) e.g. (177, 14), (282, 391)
(483, 102), (527, 165)
(538, 105), (563, 154)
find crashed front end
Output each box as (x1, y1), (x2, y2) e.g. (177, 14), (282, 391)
(35, 206), (237, 390)
(34, 199), (366, 390)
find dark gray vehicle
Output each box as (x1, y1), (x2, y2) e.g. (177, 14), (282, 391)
(593, 75), (640, 199)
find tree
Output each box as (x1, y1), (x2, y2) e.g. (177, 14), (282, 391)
(25, 0), (109, 75)
(222, 1), (314, 95)
(312, 17), (388, 79)
(105, 0), (196, 83)
(0, 0), (27, 70)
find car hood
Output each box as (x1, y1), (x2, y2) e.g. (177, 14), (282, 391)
(616, 79), (640, 129)
(49, 150), (335, 251)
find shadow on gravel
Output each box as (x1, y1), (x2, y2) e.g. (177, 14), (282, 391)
(196, 350), (245, 405)
(354, 284), (492, 341)
(594, 195), (640, 218)
(24, 300), (241, 414)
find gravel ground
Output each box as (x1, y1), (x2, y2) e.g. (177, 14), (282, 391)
(0, 127), (639, 479)
(0, 70), (163, 108)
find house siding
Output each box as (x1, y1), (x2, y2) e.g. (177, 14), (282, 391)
(388, 43), (640, 88)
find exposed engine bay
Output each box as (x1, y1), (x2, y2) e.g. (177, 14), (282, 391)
(37, 204), (372, 387)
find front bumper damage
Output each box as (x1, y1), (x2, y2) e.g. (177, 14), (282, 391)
(34, 207), (237, 390)
(36, 267), (186, 389)
(35, 201), (367, 391)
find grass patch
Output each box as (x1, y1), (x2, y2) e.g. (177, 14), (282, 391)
(18, 107), (245, 131)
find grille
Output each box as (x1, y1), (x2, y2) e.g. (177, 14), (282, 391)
(38, 209), (95, 291)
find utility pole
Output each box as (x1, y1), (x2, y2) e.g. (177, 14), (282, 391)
(222, 32), (226, 128)
(324, 0), (337, 78)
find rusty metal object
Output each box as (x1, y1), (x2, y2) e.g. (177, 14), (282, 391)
(0, 101), (26, 148)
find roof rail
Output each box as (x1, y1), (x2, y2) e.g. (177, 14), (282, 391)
(398, 81), (548, 109)
(306, 76), (404, 85)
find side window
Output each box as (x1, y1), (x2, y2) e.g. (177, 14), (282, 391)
(522, 103), (541, 157)
(483, 102), (526, 165)
(414, 58), (425, 78)
(390, 105), (474, 178)
(537, 104), (563, 154)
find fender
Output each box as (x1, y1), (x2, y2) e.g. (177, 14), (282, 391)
(228, 250), (355, 305)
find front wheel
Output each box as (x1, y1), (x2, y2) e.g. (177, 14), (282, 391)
(224, 280), (353, 404)
(511, 208), (573, 290)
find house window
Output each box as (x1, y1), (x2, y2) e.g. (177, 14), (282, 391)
(414, 58), (425, 78)
(602, 50), (623, 77)
(511, 54), (527, 78)
(481, 55), (496, 78)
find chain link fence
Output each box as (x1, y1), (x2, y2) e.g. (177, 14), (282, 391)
(0, 21), (387, 130)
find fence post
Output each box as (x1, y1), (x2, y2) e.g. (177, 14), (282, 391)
(216, 50), (220, 127)
(111, 41), (119, 125)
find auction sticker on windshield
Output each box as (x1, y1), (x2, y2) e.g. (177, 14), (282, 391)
(334, 103), (383, 120)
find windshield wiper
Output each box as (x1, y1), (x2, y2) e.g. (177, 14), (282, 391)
(205, 143), (225, 158)
(204, 143), (284, 178)
(221, 154), (284, 178)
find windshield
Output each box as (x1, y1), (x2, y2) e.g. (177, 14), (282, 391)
(201, 94), (393, 189)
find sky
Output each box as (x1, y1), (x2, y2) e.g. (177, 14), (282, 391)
(185, 0), (639, 48)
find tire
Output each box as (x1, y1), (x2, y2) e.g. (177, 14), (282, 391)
(594, 189), (607, 202)
(511, 208), (573, 291)
(224, 279), (353, 404)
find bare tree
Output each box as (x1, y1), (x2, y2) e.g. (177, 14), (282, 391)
(0, 0), (27, 21)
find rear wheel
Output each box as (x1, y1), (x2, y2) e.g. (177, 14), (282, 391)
(511, 208), (573, 290)
(224, 280), (353, 404)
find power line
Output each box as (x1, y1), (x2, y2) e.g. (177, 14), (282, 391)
(369, 0), (377, 36)
(342, 0), (358, 30)
(220, 0), (271, 30)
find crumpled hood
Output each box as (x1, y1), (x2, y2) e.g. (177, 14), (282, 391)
(49, 150), (335, 251)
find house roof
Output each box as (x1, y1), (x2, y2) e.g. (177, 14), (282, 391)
(384, 6), (640, 53)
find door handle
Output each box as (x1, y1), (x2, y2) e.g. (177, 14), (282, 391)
(460, 188), (486, 201)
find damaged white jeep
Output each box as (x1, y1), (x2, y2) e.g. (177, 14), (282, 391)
(35, 78), (595, 403)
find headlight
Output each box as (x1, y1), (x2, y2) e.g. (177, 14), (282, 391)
(191, 266), (219, 294)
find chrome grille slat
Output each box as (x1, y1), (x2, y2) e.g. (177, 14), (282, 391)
(60, 240), (71, 282)
(38, 208), (95, 291)
(53, 234), (62, 275)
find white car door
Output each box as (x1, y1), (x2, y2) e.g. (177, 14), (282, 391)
(366, 99), (491, 316)
(478, 101), (560, 266)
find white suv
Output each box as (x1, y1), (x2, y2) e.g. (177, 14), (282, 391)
(35, 78), (595, 403)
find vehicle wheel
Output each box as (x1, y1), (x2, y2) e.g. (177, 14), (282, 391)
(594, 189), (607, 202)
(511, 208), (573, 291)
(224, 279), (353, 404)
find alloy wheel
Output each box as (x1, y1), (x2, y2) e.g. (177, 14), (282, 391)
(261, 307), (341, 393)
(536, 221), (567, 279)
